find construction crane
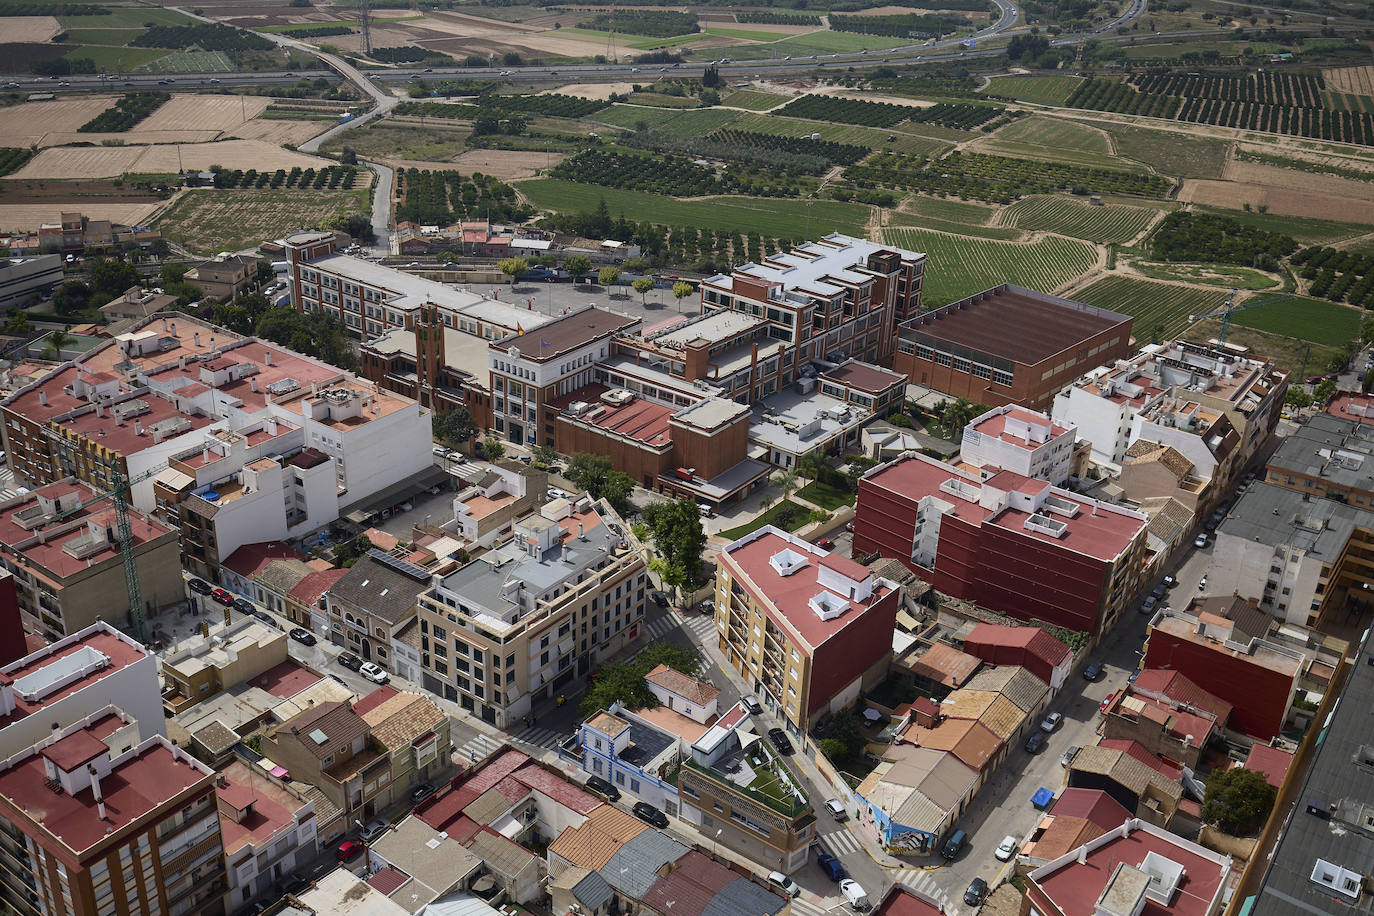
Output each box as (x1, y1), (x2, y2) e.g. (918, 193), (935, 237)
(1188, 288), (1301, 344)
(51, 464), (166, 644)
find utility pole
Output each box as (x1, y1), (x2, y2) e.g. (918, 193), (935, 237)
(605, 0), (618, 63)
(359, 0), (372, 56)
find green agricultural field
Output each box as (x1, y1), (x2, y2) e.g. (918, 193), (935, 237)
(1001, 195), (1163, 244)
(972, 138), (1141, 172)
(148, 50), (233, 72)
(622, 92), (699, 109)
(555, 27), (703, 51)
(59, 28), (142, 46)
(517, 178), (871, 236)
(588, 106), (740, 136)
(704, 26), (789, 42)
(1072, 275), (1229, 338)
(993, 116), (1112, 155)
(723, 29), (907, 59)
(59, 8), (198, 29)
(156, 187), (371, 255)
(1134, 261), (1278, 290)
(985, 75), (1084, 106)
(1231, 295), (1361, 347)
(882, 227), (1096, 305)
(66, 45), (169, 70)
(727, 111), (949, 157)
(899, 195), (997, 225)
(1194, 206), (1374, 246)
(1099, 122), (1229, 179)
(722, 89), (790, 111)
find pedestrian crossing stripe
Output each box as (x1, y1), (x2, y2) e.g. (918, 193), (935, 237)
(893, 868), (947, 901)
(644, 614), (717, 643)
(791, 899), (830, 916)
(819, 829), (861, 855)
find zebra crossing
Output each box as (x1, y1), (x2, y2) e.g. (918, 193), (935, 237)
(643, 610), (718, 645)
(816, 827), (863, 857)
(891, 867), (951, 904)
(790, 897), (834, 916)
(452, 724), (567, 764)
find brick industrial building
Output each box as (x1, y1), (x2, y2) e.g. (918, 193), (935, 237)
(854, 453), (1148, 635)
(893, 285), (1133, 411)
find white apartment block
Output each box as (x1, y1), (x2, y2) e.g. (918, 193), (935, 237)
(961, 405), (1077, 485)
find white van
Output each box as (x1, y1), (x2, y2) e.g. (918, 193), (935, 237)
(840, 879), (869, 911)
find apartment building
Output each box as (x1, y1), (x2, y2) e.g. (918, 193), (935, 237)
(353, 686), (450, 801)
(0, 621), (165, 752)
(323, 550), (427, 670)
(0, 255), (62, 309)
(854, 452), (1148, 636)
(415, 497), (646, 728)
(185, 255), (255, 302)
(1265, 412), (1374, 506)
(894, 285), (1134, 411)
(959, 405), (1077, 486)
(580, 707), (682, 813)
(0, 479), (181, 641)
(1053, 340), (1287, 501)
(0, 706), (227, 916)
(159, 617), (287, 716)
(2, 316), (431, 540)
(678, 703), (815, 872)
(716, 527), (902, 736)
(217, 758), (318, 912)
(260, 699), (391, 822)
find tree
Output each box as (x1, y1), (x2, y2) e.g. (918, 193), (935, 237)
(632, 275), (655, 304)
(328, 213), (375, 244)
(334, 534), (373, 568)
(51, 280), (91, 317)
(701, 64), (722, 88)
(161, 262), (189, 285)
(671, 280), (694, 312)
(42, 327), (75, 361)
(641, 498), (706, 595)
(1202, 767), (1276, 835)
(1313, 378), (1338, 405)
(578, 640), (702, 717)
(563, 254), (592, 283)
(88, 259), (140, 305)
(148, 238), (171, 258)
(699, 88), (719, 107)
(433, 407), (477, 445)
(531, 443), (558, 468)
(498, 256), (529, 283)
(339, 146), (357, 165)
(481, 437), (505, 462)
(600, 470), (634, 516)
(597, 266), (620, 289)
(1285, 388), (1314, 410)
(567, 452), (614, 493)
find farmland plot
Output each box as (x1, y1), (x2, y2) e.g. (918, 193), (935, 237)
(1000, 196), (1164, 244)
(155, 188), (370, 255)
(1071, 275), (1228, 337)
(882, 227), (1096, 305)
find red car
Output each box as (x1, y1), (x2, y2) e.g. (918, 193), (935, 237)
(815, 537), (836, 550)
(210, 588), (234, 607)
(1099, 692), (1117, 715)
(336, 840), (363, 862)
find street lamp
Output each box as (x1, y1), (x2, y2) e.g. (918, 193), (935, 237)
(712, 828), (721, 859)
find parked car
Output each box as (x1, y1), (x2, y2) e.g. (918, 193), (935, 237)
(410, 783), (436, 804)
(1039, 711), (1063, 733)
(210, 588), (234, 606)
(839, 878), (869, 910)
(337, 652), (363, 671)
(1162, 574), (1177, 588)
(1199, 574), (1209, 590)
(585, 775), (620, 802)
(254, 610), (279, 628)
(1194, 532), (1209, 548)
(964, 877), (988, 908)
(1100, 692), (1117, 715)
(815, 537), (836, 550)
(816, 851), (847, 882)
(281, 875), (312, 897)
(1082, 662), (1102, 682)
(995, 835), (1018, 861)
(1142, 596), (1157, 613)
(1024, 731), (1047, 754)
(232, 597), (255, 614)
(1150, 584), (1166, 601)
(741, 695), (763, 715)
(632, 802), (668, 829)
(1061, 745), (1080, 768)
(359, 819), (389, 844)
(766, 872), (800, 897)
(432, 445), (450, 457)
(940, 829), (966, 860)
(187, 578), (212, 595)
(768, 727), (794, 755)
(289, 628), (316, 645)
(548, 487), (571, 500)
(336, 839), (363, 862)
(359, 661), (389, 684)
(824, 798), (848, 821)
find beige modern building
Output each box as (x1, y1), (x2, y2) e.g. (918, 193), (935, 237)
(160, 617), (288, 715)
(416, 497), (646, 728)
(186, 255), (256, 302)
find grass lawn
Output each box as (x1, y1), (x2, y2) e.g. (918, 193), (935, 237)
(66, 45), (169, 70)
(1099, 122), (1230, 179)
(1193, 319), (1342, 377)
(1231, 295), (1361, 347)
(718, 500), (810, 541)
(798, 480), (854, 510)
(722, 89), (790, 111)
(155, 187), (371, 255)
(518, 179), (870, 236)
(984, 75), (1084, 106)
(882, 227), (1096, 306)
(60, 28), (143, 46)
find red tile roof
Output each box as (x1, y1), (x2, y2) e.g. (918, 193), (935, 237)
(642, 851), (735, 916)
(368, 866), (411, 896)
(873, 884), (945, 916)
(1128, 669), (1233, 725)
(512, 763), (603, 814)
(252, 661), (321, 699)
(222, 541), (309, 580)
(549, 383), (674, 448)
(964, 624), (1071, 667)
(645, 664), (720, 707)
(288, 568), (348, 605)
(1097, 739), (1183, 781)
(353, 685), (400, 716)
(0, 627), (148, 730)
(1048, 788), (1132, 832)
(1243, 744), (1293, 789)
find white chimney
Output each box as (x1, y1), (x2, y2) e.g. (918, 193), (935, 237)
(89, 764), (106, 820)
(38, 391), (46, 406)
(134, 420), (143, 436)
(264, 351), (272, 366)
(170, 321), (176, 335)
(194, 332), (201, 347)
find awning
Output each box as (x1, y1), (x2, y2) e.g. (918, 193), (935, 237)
(341, 465), (450, 523)
(256, 756), (289, 779)
(155, 467), (194, 491)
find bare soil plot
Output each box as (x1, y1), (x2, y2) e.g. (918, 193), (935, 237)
(1221, 160), (1374, 202)
(452, 150), (564, 180)
(1324, 66), (1374, 97)
(154, 187), (368, 254)
(12, 140), (331, 180)
(0, 16), (61, 42)
(396, 10), (629, 59)
(0, 201), (164, 233)
(544, 82), (636, 101)
(136, 94), (271, 133)
(1179, 179), (1374, 224)
(230, 117), (328, 146)
(0, 96), (119, 148)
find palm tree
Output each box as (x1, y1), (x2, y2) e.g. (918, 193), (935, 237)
(43, 328), (74, 361)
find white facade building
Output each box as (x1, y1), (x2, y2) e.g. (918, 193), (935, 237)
(961, 405), (1077, 485)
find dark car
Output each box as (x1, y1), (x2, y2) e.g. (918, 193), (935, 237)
(337, 651), (363, 671)
(282, 875), (313, 898)
(741, 696), (763, 715)
(289, 627), (316, 645)
(585, 775), (621, 801)
(1082, 662), (1102, 682)
(210, 588), (234, 606)
(1024, 731), (1047, 754)
(232, 598), (255, 614)
(187, 578), (213, 595)
(254, 610), (279, 629)
(964, 877), (988, 907)
(632, 802), (669, 828)
(816, 851), (847, 882)
(410, 782), (436, 804)
(768, 727), (794, 755)
(651, 591), (668, 608)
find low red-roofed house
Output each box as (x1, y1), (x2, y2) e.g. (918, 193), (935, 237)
(1242, 744), (1293, 789)
(962, 623), (1073, 691)
(873, 882), (949, 916)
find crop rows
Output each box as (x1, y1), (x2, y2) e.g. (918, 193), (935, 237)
(212, 165), (358, 190)
(131, 24), (273, 52)
(370, 46), (449, 63)
(708, 129), (869, 165)
(78, 92), (170, 133)
(907, 102), (1004, 130)
(736, 11), (820, 24)
(396, 169), (529, 226)
(1073, 275), (1228, 338)
(849, 151), (1168, 204)
(621, 130), (830, 175)
(1134, 71), (1324, 108)
(1000, 196), (1158, 244)
(1294, 246), (1374, 308)
(1065, 79), (1183, 119)
(578, 10), (698, 36)
(829, 12), (971, 37)
(551, 148), (805, 198)
(776, 95), (913, 128)
(883, 227), (1096, 305)
(278, 24), (353, 38)
(0, 147), (34, 178)
(483, 93), (609, 117)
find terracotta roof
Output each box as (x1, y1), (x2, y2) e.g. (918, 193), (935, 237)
(1124, 440), (1194, 479)
(548, 803), (647, 870)
(359, 691), (445, 752)
(1129, 669), (1233, 725)
(367, 866), (409, 896)
(644, 664), (720, 706)
(908, 642), (981, 688)
(1049, 788), (1133, 830)
(587, 712), (629, 737)
(1243, 743), (1293, 788)
(1025, 815), (1107, 861)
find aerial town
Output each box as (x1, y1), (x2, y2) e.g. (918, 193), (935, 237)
(1, 2), (1373, 916)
